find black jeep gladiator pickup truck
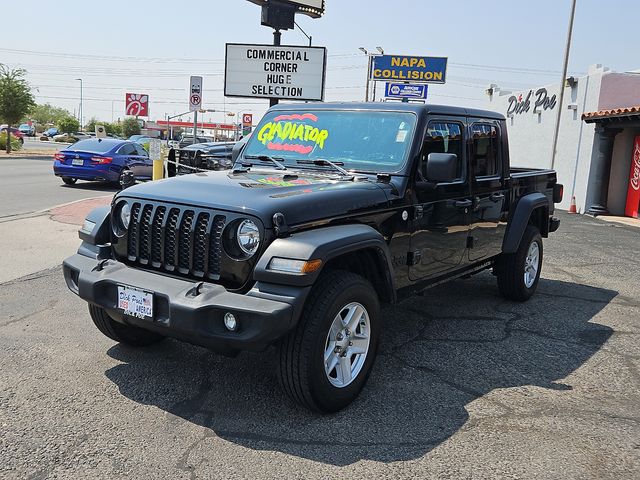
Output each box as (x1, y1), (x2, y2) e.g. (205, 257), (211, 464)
(63, 103), (562, 413)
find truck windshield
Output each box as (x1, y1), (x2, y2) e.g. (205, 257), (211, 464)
(242, 110), (417, 173)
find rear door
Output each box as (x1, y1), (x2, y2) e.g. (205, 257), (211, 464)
(409, 118), (471, 281)
(117, 143), (140, 176)
(467, 120), (509, 261)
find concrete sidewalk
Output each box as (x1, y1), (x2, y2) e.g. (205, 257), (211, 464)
(0, 196), (111, 284)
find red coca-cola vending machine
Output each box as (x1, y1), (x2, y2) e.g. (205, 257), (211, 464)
(625, 136), (640, 218)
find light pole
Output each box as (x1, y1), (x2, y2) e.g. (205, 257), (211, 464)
(75, 78), (83, 130)
(551, 0), (577, 170)
(359, 47), (371, 102)
(373, 47), (384, 101)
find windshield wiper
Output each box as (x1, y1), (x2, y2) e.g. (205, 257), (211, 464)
(296, 159), (352, 177)
(244, 154), (287, 170)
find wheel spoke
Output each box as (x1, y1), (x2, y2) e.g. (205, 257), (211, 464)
(337, 355), (352, 384)
(326, 351), (339, 374)
(344, 304), (364, 332)
(324, 341), (336, 363)
(350, 336), (368, 354)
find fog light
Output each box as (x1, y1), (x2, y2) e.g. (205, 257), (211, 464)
(224, 312), (238, 331)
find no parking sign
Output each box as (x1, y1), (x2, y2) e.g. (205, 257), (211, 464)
(189, 76), (203, 112)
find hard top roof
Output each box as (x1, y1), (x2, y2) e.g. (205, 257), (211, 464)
(269, 102), (505, 120)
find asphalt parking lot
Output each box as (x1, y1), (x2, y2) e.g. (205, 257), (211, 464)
(1, 198), (639, 477)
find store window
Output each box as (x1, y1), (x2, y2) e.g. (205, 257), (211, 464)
(471, 123), (500, 178)
(421, 122), (464, 181)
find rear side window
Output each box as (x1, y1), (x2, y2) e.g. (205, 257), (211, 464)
(118, 143), (137, 155)
(471, 123), (501, 178)
(134, 144), (148, 156)
(421, 122), (464, 181)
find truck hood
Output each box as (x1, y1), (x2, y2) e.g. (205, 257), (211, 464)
(118, 169), (392, 227)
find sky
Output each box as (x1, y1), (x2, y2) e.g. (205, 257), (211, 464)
(4, 0), (640, 126)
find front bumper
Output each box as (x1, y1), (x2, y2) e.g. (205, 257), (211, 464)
(63, 254), (309, 353)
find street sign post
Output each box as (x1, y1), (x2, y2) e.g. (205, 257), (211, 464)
(224, 43), (326, 102)
(371, 55), (448, 84)
(189, 76), (203, 146)
(385, 83), (428, 100)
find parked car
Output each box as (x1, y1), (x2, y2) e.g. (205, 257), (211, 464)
(0, 126), (25, 144)
(63, 102), (563, 412)
(178, 134), (213, 148)
(168, 141), (236, 176)
(18, 123), (36, 136)
(43, 127), (59, 138)
(53, 132), (92, 143)
(53, 138), (152, 186)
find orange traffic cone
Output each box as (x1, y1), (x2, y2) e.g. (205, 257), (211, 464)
(568, 196), (577, 214)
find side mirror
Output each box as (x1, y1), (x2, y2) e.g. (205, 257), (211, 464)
(426, 153), (458, 183)
(231, 135), (250, 163)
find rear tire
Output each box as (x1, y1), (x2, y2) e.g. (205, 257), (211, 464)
(61, 177), (77, 185)
(89, 304), (164, 347)
(496, 225), (543, 301)
(277, 270), (381, 413)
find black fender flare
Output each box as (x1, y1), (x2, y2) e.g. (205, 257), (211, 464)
(502, 192), (549, 253)
(254, 224), (396, 299)
(77, 205), (112, 259)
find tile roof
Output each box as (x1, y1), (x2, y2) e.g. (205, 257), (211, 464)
(582, 105), (640, 122)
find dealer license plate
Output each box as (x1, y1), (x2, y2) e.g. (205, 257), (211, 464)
(72, 158), (84, 166)
(117, 285), (153, 320)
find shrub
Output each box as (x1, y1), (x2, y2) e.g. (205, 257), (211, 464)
(0, 132), (22, 151)
(57, 116), (80, 134)
(122, 117), (141, 138)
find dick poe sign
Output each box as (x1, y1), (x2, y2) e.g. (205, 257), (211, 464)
(371, 55), (447, 84)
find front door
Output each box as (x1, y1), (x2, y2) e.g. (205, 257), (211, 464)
(467, 121), (508, 261)
(409, 120), (471, 281)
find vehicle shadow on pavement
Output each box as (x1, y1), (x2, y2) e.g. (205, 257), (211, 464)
(60, 182), (118, 192)
(104, 273), (615, 466)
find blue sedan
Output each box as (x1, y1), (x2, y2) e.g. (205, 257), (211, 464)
(53, 138), (152, 186)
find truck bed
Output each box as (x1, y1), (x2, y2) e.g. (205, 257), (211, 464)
(509, 167), (558, 217)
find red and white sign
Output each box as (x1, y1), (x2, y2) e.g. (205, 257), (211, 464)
(125, 93), (149, 117)
(189, 76), (203, 112)
(625, 136), (640, 218)
(242, 114), (253, 126)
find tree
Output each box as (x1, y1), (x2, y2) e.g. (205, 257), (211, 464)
(57, 116), (80, 134)
(0, 64), (35, 153)
(122, 117), (141, 138)
(27, 103), (71, 129)
(84, 117), (99, 133)
(105, 122), (123, 137)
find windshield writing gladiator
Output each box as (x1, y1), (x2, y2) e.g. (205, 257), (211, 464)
(243, 110), (416, 173)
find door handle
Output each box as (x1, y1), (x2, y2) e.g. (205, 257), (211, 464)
(454, 199), (473, 209)
(490, 193), (505, 202)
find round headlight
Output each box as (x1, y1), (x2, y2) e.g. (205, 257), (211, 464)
(237, 219), (260, 256)
(119, 202), (131, 230)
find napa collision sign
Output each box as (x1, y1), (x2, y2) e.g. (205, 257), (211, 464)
(224, 43), (326, 101)
(371, 55), (448, 84)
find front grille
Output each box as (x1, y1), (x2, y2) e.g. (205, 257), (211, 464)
(126, 202), (226, 280)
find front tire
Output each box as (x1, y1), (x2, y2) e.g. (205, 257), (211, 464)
(496, 225), (543, 301)
(277, 270), (381, 413)
(89, 304), (164, 347)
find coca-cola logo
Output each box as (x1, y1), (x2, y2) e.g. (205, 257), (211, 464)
(631, 143), (640, 191)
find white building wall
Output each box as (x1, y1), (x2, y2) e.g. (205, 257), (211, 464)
(488, 65), (608, 212)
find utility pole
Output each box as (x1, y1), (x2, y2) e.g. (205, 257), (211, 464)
(76, 78), (83, 130)
(359, 47), (371, 102)
(270, 29), (282, 107)
(550, 0), (577, 170)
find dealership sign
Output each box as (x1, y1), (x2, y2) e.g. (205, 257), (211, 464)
(371, 55), (447, 83)
(385, 83), (428, 99)
(125, 93), (149, 117)
(225, 44), (326, 101)
(507, 88), (557, 116)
